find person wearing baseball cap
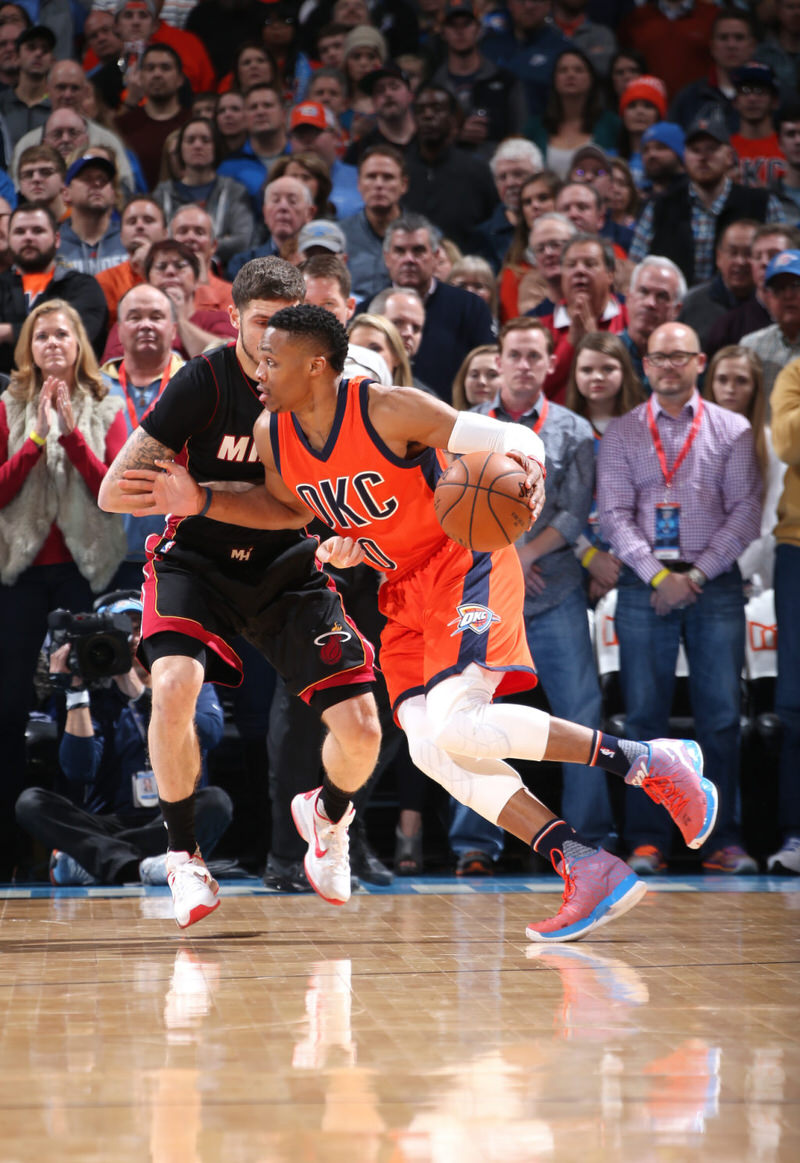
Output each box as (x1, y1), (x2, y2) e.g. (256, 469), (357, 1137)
(630, 103), (787, 287)
(288, 101), (363, 219)
(0, 23), (53, 142)
(668, 9), (757, 136)
(296, 220), (347, 259)
(567, 144), (637, 254)
(58, 153), (128, 277)
(741, 249), (800, 396)
(730, 62), (784, 188)
(427, 1), (527, 159)
(343, 62), (416, 166)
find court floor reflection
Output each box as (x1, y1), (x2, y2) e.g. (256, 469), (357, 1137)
(0, 885), (796, 1162)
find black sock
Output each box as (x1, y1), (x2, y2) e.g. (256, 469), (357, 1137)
(588, 731), (649, 778)
(532, 819), (598, 866)
(320, 776), (352, 824)
(158, 794), (197, 854)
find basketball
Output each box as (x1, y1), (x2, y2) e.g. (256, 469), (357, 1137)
(434, 452), (533, 552)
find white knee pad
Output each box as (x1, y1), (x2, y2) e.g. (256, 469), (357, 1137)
(426, 664), (550, 763)
(398, 694), (525, 825)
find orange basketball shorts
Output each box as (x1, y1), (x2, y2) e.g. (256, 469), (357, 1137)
(377, 536), (537, 718)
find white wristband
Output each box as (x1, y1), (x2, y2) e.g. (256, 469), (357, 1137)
(447, 410), (546, 470)
(65, 690), (90, 710)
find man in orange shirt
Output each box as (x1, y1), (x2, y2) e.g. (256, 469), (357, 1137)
(96, 197), (168, 327)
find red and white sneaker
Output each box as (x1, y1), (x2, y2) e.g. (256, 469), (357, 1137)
(526, 843), (647, 943)
(166, 850), (220, 929)
(291, 788), (355, 905)
(625, 739), (718, 850)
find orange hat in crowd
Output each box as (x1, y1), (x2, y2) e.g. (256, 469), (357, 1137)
(619, 75), (668, 120)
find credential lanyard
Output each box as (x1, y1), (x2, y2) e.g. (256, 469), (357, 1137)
(647, 396), (704, 490)
(117, 361), (172, 431)
(490, 396), (549, 432)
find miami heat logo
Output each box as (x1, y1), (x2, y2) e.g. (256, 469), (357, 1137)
(448, 603), (500, 637)
(314, 622), (352, 665)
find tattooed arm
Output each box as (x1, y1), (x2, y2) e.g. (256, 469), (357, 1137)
(97, 427), (177, 514)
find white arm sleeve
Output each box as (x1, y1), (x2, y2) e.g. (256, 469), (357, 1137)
(447, 410), (546, 469)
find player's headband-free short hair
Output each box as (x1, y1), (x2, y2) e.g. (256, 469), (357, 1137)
(264, 303), (349, 375)
(231, 256), (306, 311)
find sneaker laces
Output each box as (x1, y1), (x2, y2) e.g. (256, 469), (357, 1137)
(170, 857), (213, 901)
(643, 773), (689, 819)
(550, 847), (576, 909)
(316, 811), (351, 874)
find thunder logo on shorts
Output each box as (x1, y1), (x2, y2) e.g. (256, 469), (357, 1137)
(448, 603), (501, 636)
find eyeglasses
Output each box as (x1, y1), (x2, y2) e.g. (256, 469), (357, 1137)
(533, 240), (566, 255)
(572, 167), (609, 179)
(645, 351), (699, 367)
(737, 84), (772, 96)
(152, 259), (191, 273)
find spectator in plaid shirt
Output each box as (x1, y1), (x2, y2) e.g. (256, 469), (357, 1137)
(629, 105), (785, 288)
(597, 321), (762, 876)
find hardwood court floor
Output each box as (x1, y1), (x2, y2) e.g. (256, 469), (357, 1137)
(0, 878), (798, 1163)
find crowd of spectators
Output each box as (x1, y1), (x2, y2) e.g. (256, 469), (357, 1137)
(1, 0), (799, 885)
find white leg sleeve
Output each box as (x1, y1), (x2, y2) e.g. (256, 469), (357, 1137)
(398, 695), (526, 825)
(426, 663), (551, 763)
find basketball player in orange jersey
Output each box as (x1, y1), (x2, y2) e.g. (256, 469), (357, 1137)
(122, 306), (718, 942)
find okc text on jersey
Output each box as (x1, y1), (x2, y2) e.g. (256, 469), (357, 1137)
(448, 603), (501, 637)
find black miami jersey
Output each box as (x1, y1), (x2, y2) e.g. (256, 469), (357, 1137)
(141, 343), (305, 560)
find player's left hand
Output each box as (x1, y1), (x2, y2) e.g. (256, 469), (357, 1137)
(119, 459), (203, 516)
(506, 451), (546, 525)
(316, 536), (365, 569)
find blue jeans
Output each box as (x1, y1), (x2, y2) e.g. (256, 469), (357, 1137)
(615, 566), (746, 852)
(450, 797), (505, 861)
(775, 544), (800, 840)
(448, 584), (613, 860)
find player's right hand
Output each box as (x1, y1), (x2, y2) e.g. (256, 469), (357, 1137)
(118, 459), (203, 517)
(315, 536), (365, 570)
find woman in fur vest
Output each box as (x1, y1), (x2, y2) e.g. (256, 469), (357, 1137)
(0, 299), (128, 880)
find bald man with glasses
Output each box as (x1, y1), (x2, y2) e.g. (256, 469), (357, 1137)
(597, 321), (762, 876)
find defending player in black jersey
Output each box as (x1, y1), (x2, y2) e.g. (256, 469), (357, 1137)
(98, 259), (381, 928)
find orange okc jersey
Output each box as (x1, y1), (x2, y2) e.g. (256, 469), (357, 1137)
(270, 377), (449, 576)
(270, 377), (536, 712)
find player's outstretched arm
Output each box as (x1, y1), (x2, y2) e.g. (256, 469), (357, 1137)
(98, 427), (177, 513)
(117, 459), (309, 529)
(372, 386), (547, 521)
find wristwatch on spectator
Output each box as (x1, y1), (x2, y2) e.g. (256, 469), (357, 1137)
(687, 567), (706, 588)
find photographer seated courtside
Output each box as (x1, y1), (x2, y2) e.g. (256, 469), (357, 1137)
(15, 591), (232, 886)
